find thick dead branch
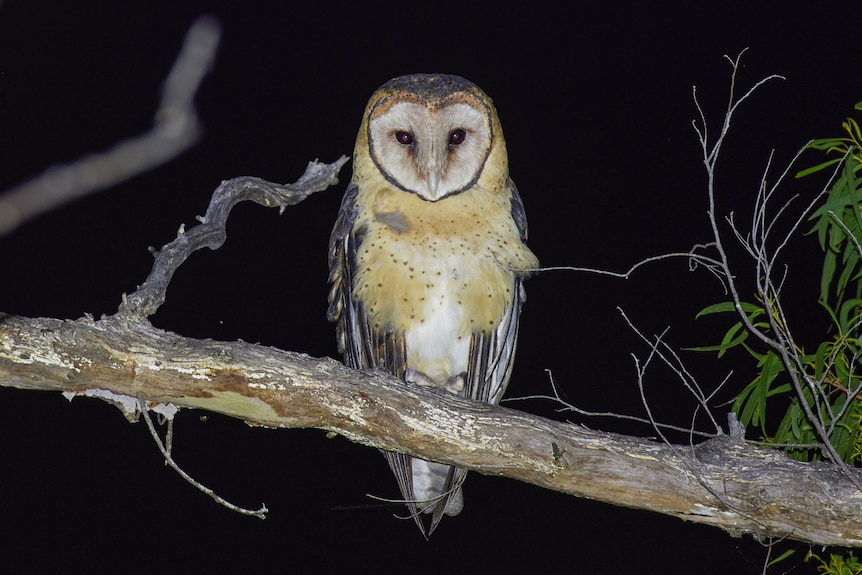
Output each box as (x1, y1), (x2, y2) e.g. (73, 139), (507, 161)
(1, 312), (861, 547)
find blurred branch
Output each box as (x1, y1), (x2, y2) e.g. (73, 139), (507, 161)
(0, 16), (221, 235)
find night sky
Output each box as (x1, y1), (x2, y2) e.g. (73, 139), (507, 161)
(1, 2), (860, 573)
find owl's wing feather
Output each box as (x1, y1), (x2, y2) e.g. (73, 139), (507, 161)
(329, 186), (410, 374)
(327, 182), (358, 357)
(470, 281), (525, 405)
(509, 179), (529, 241)
(384, 452), (425, 533)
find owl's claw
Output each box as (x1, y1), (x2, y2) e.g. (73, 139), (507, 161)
(443, 373), (465, 393)
(404, 367), (434, 387)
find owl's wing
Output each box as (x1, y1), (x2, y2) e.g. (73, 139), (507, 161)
(464, 281), (525, 405)
(327, 182), (361, 364)
(463, 178), (530, 405)
(329, 183), (428, 532)
(328, 183), (410, 374)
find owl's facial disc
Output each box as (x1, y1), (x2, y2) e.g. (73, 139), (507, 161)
(369, 100), (491, 201)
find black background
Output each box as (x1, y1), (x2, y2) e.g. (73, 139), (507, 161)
(1, 2), (860, 573)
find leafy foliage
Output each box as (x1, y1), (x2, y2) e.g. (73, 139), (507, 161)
(806, 113), (862, 304)
(807, 551), (862, 575)
(695, 102), (862, 464)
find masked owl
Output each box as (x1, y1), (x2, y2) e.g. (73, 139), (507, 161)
(328, 73), (538, 536)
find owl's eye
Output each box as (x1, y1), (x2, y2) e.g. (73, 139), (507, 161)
(448, 128), (467, 147)
(394, 131), (415, 147)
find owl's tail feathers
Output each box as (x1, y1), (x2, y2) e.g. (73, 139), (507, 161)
(426, 463), (467, 536)
(384, 452), (466, 537)
(412, 458), (464, 518)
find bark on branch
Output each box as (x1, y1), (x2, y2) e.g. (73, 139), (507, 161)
(1, 311), (861, 547)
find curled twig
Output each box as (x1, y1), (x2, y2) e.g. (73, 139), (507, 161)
(116, 158), (348, 318)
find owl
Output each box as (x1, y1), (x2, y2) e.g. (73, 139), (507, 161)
(327, 74), (538, 536)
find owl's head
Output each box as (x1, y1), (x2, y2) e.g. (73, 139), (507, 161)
(355, 74), (506, 202)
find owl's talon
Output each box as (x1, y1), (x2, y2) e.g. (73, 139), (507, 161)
(405, 368), (436, 387)
(405, 368), (465, 395)
(443, 373), (465, 394)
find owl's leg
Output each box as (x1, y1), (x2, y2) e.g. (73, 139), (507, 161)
(405, 368), (465, 394)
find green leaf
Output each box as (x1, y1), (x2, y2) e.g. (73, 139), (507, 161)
(814, 340), (834, 381)
(687, 329), (748, 356)
(807, 137), (851, 150)
(766, 549), (796, 568)
(766, 548), (796, 568)
(695, 301), (762, 317)
(818, 298), (840, 327)
(796, 157), (843, 178)
(822, 250), (838, 302)
(733, 351), (787, 431)
(838, 298), (862, 332)
(846, 159), (862, 234)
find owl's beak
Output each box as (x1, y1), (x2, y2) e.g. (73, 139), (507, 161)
(416, 148), (444, 200)
(425, 172), (441, 200)
(415, 138), (447, 201)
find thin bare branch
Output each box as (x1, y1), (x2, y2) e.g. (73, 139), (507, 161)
(503, 370), (720, 438)
(136, 394), (268, 519)
(619, 309), (723, 434)
(534, 250), (724, 281)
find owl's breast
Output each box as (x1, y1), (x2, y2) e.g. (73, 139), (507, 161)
(351, 184), (537, 339)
